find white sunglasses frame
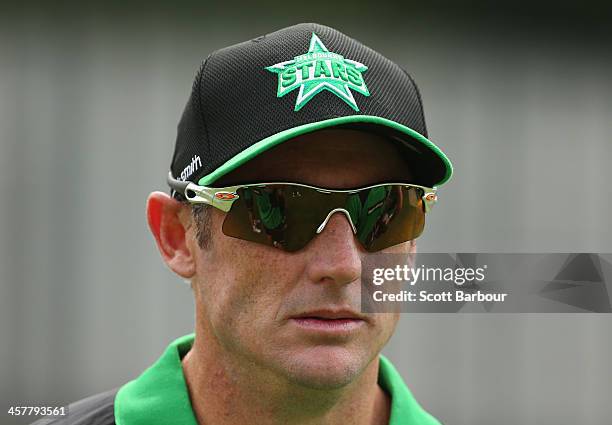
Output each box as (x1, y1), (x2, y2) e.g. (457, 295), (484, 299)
(167, 172), (439, 215)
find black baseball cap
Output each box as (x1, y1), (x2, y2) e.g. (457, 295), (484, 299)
(169, 22), (452, 193)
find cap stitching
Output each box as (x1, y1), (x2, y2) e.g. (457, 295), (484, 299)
(197, 53), (216, 179)
(400, 66), (428, 138)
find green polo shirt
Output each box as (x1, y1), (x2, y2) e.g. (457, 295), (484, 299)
(115, 334), (441, 425)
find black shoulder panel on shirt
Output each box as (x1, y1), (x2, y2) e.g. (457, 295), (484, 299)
(30, 388), (118, 425)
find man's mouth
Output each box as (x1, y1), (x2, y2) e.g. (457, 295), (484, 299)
(289, 309), (367, 333)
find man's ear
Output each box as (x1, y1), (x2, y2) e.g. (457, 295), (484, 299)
(146, 191), (196, 279)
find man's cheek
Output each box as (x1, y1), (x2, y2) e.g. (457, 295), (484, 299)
(378, 314), (400, 342)
(222, 268), (269, 320)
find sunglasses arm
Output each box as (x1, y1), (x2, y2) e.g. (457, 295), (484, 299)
(422, 189), (438, 213)
(166, 172), (240, 212)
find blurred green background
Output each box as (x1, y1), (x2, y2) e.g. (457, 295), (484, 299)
(1, 1), (611, 424)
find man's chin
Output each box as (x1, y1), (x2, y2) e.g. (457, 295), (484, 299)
(278, 346), (372, 390)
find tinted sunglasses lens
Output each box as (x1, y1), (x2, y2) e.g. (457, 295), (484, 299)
(221, 185), (332, 252)
(351, 185), (425, 252)
(221, 185), (425, 252)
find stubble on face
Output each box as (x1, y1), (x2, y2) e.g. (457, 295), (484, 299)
(187, 128), (413, 391)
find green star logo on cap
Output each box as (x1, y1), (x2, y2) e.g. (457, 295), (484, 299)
(265, 33), (370, 111)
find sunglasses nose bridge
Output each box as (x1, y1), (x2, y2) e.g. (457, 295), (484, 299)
(315, 208), (358, 235)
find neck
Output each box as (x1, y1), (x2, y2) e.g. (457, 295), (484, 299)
(181, 332), (391, 425)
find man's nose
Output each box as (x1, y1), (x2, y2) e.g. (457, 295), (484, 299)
(304, 211), (363, 286)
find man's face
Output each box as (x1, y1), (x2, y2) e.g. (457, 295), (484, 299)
(189, 129), (414, 389)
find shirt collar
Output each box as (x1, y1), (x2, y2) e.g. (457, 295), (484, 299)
(115, 333), (439, 425)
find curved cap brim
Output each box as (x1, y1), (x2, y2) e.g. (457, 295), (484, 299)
(197, 115), (453, 187)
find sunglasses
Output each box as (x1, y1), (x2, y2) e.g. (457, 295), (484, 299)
(167, 173), (438, 252)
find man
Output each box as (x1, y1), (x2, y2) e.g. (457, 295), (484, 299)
(34, 22), (452, 425)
